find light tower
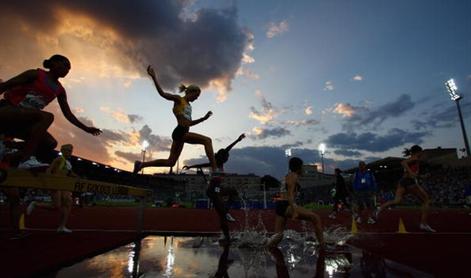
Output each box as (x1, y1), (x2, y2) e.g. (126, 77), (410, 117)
(141, 140), (149, 174)
(445, 79), (470, 157)
(318, 143), (326, 173)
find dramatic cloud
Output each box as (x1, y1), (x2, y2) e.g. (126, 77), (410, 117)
(281, 141), (304, 149)
(266, 20), (289, 38)
(326, 128), (430, 152)
(185, 146), (358, 178)
(46, 105), (130, 164)
(128, 114), (143, 123)
(100, 106), (132, 124)
(343, 94), (415, 130)
(249, 91), (279, 124)
(281, 119), (320, 127)
(332, 103), (357, 118)
(0, 1), (251, 100)
(138, 125), (172, 153)
(352, 75), (363, 81)
(323, 81), (334, 91)
(334, 149), (362, 157)
(250, 127), (291, 140)
(413, 99), (471, 130)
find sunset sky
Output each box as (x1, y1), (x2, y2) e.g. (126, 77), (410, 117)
(1, 0), (470, 178)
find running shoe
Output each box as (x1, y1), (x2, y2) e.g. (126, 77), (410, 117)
(57, 226), (72, 233)
(225, 213), (236, 222)
(132, 161), (142, 174)
(26, 201), (36, 215)
(328, 213), (336, 219)
(367, 217), (376, 224)
(18, 156), (49, 169)
(419, 224), (436, 233)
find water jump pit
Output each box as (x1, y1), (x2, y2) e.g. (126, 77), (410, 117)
(54, 229), (432, 277)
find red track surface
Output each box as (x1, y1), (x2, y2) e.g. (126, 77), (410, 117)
(1, 206), (470, 277)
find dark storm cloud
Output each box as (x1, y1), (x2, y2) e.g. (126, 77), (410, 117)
(412, 99), (471, 130)
(281, 141), (304, 149)
(1, 0), (250, 90)
(250, 127), (291, 140)
(344, 94), (415, 130)
(334, 149), (362, 157)
(47, 111), (130, 164)
(128, 114), (143, 123)
(184, 146), (360, 178)
(139, 125), (172, 152)
(326, 128), (430, 152)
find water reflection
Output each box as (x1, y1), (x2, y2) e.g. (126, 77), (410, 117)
(55, 235), (432, 278)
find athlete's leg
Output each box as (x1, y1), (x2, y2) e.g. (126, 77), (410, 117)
(182, 132), (216, 171)
(287, 206), (324, 245)
(266, 215), (287, 247)
(35, 132), (58, 163)
(409, 185), (431, 225)
(0, 107), (54, 163)
(4, 188), (21, 233)
(378, 185), (405, 211)
(138, 140), (184, 170)
(59, 191), (72, 229)
(207, 187), (230, 240)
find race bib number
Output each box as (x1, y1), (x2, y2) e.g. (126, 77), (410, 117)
(19, 93), (47, 110)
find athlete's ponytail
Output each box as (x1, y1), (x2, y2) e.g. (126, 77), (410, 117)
(179, 84), (201, 94)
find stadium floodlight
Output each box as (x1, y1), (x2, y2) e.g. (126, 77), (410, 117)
(318, 143), (326, 173)
(444, 79), (470, 157)
(445, 79), (461, 101)
(141, 140), (150, 174)
(141, 140), (149, 151)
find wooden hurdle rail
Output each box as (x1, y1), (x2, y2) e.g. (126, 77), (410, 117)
(0, 168), (153, 234)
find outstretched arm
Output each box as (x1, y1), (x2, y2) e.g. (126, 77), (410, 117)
(225, 133), (245, 152)
(189, 111), (213, 126)
(183, 162), (211, 170)
(57, 93), (102, 136)
(0, 70), (37, 95)
(147, 65), (180, 102)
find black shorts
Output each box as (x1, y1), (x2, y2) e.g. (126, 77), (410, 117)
(399, 177), (417, 188)
(171, 125), (189, 141)
(275, 200), (289, 217)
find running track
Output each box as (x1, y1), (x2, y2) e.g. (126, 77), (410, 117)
(1, 206), (470, 277)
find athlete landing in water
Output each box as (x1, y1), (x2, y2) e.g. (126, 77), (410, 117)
(184, 134), (246, 244)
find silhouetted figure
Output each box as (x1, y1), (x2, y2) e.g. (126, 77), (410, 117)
(376, 145), (435, 232)
(352, 161), (378, 224)
(27, 144), (76, 233)
(328, 168), (352, 219)
(0, 54), (101, 166)
(266, 157), (324, 248)
(184, 134), (245, 243)
(133, 65), (216, 174)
